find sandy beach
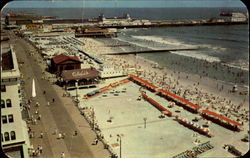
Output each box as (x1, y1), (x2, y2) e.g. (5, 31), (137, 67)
(79, 37), (249, 111)
(74, 37), (249, 157)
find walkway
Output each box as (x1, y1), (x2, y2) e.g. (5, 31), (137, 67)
(10, 30), (110, 158)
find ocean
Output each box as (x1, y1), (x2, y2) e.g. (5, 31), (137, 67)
(97, 24), (249, 86)
(2, 7), (249, 86)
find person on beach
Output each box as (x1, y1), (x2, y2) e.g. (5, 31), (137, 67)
(28, 127), (31, 133)
(33, 118), (37, 125)
(40, 132), (43, 138)
(74, 130), (78, 136)
(36, 149), (40, 157)
(38, 145), (43, 154)
(52, 98), (55, 103)
(54, 128), (58, 135)
(47, 101), (50, 106)
(58, 133), (62, 139)
(61, 152), (65, 158)
(29, 144), (34, 155)
(43, 90), (46, 94)
(29, 132), (33, 138)
(27, 104), (31, 110)
(38, 114), (41, 120)
(62, 133), (66, 139)
(32, 149), (36, 157)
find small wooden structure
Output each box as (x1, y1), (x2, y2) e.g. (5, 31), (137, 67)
(50, 54), (81, 75)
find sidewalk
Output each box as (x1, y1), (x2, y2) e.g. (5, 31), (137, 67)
(12, 32), (110, 158)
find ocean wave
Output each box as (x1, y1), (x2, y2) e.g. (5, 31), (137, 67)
(225, 60), (249, 71)
(201, 44), (227, 51)
(171, 51), (221, 63)
(132, 35), (190, 48)
(172, 51), (249, 71)
(131, 35), (228, 51)
(115, 38), (157, 50)
(116, 36), (248, 71)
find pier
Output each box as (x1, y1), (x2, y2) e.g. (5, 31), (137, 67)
(99, 20), (248, 29)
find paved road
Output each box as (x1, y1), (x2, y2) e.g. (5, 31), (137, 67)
(8, 31), (110, 158)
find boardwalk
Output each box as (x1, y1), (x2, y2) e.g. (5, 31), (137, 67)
(8, 30), (110, 158)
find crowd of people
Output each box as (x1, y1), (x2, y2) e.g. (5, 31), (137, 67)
(80, 38), (249, 128)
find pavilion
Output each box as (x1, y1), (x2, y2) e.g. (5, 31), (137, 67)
(60, 68), (100, 90)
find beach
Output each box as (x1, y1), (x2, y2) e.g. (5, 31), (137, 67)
(79, 37), (249, 111)
(73, 37), (249, 157)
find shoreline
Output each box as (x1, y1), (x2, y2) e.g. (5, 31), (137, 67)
(79, 37), (249, 111)
(93, 34), (248, 87)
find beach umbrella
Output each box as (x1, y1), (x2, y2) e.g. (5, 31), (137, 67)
(32, 78), (36, 98)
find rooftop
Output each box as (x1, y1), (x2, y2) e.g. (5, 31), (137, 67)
(1, 51), (14, 70)
(1, 42), (13, 70)
(1, 44), (20, 78)
(52, 54), (81, 64)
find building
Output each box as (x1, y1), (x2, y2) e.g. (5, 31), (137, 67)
(60, 68), (100, 90)
(50, 54), (81, 75)
(1, 42), (30, 158)
(75, 27), (117, 38)
(230, 12), (247, 22)
(5, 14), (43, 25)
(98, 63), (125, 79)
(220, 12), (248, 22)
(98, 13), (151, 27)
(98, 13), (132, 23)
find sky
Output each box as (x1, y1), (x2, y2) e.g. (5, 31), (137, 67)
(4, 0), (247, 8)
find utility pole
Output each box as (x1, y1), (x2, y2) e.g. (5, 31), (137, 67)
(75, 80), (79, 104)
(117, 134), (122, 158)
(92, 108), (95, 130)
(144, 117), (147, 129)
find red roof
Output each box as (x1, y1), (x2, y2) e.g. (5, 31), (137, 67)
(159, 89), (201, 110)
(129, 74), (158, 89)
(129, 74), (200, 110)
(202, 109), (243, 126)
(142, 93), (172, 116)
(52, 54), (80, 64)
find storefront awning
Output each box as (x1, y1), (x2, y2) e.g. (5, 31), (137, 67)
(61, 68), (100, 81)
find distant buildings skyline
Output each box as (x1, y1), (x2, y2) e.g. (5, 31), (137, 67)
(4, 0), (247, 8)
